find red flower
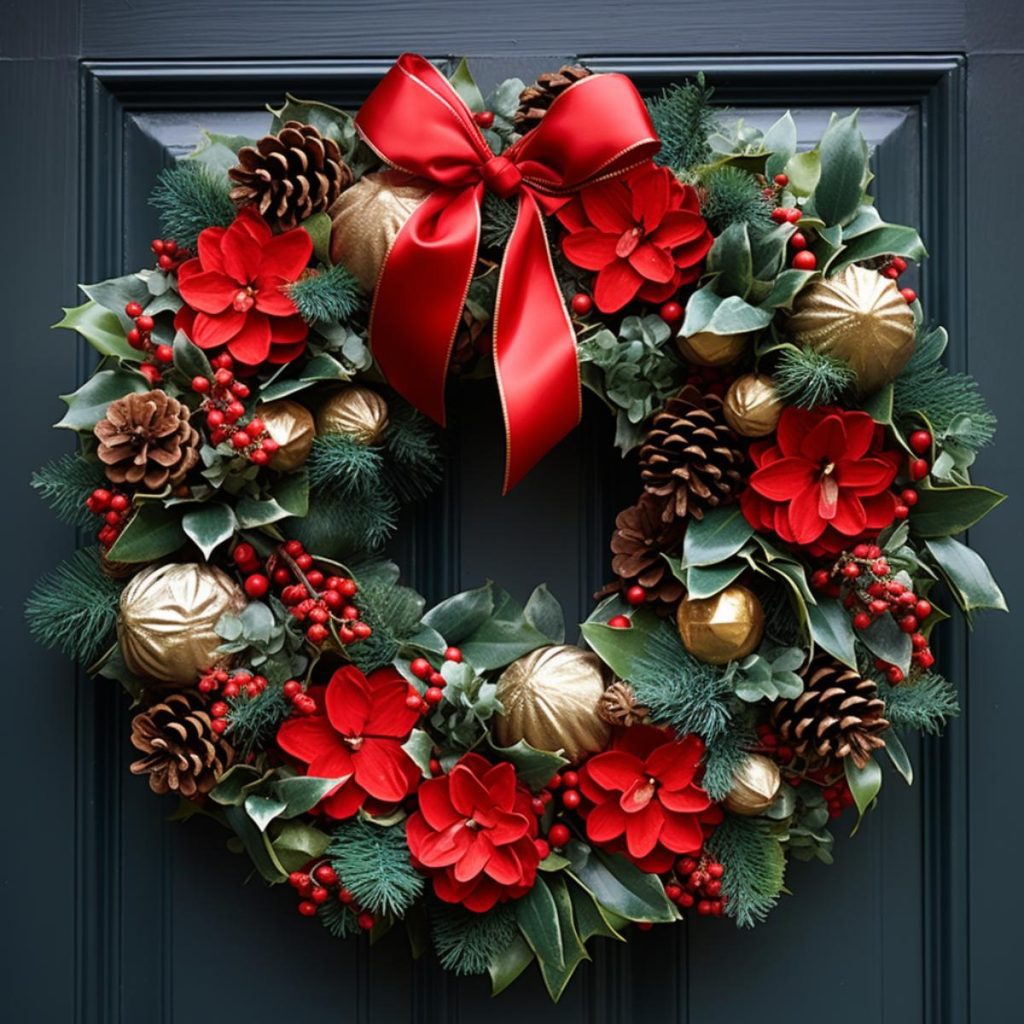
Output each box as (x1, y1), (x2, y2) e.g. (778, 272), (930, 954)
(275, 665), (421, 819)
(740, 406), (900, 555)
(556, 163), (712, 313)
(406, 753), (540, 912)
(174, 208), (311, 369)
(579, 726), (719, 874)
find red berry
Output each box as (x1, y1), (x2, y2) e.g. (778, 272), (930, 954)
(231, 431), (251, 450)
(210, 701), (229, 719)
(869, 599), (890, 616)
(892, 256), (908, 272)
(410, 657), (432, 680)
(444, 647), (463, 663)
(770, 207), (790, 223)
(561, 789), (581, 810)
(899, 615), (919, 634)
(773, 173), (789, 187)
(607, 614), (631, 628)
(313, 863), (338, 886)
(792, 250), (817, 271)
(474, 109), (495, 129)
(534, 838), (551, 860)
(871, 560), (890, 577)
(297, 901), (317, 917)
(894, 503), (910, 520)
(910, 458), (929, 481)
(789, 230), (808, 250)
(306, 624), (329, 645)
(900, 287), (917, 304)
(424, 686), (444, 705)
(625, 585), (646, 606)
(357, 913), (376, 931)
(548, 824), (571, 848)
(546, 773), (563, 791)
(210, 719), (228, 734)
(887, 666), (905, 684)
(311, 886), (330, 904)
(283, 680), (301, 699)
(338, 578), (358, 597)
(915, 600), (932, 620)
(842, 562), (861, 579)
(917, 650), (936, 669)
(139, 363), (161, 384)
(125, 301), (143, 317)
(244, 574), (269, 599)
(909, 429), (932, 455)
(570, 292), (593, 316)
(853, 612), (871, 630)
(191, 376), (210, 394)
(786, 208), (803, 223)
(882, 266), (900, 279)
(428, 671), (445, 688)
(155, 344), (174, 363)
(659, 300), (683, 323)
(135, 314), (155, 333)
(284, 540), (304, 557)
(811, 569), (830, 590)
(405, 692), (423, 710)
(900, 488), (919, 507)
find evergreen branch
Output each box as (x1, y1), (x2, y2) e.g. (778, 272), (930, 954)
(225, 685), (290, 757)
(880, 672), (960, 735)
(893, 362), (996, 450)
(149, 162), (236, 251)
(481, 193), (518, 250)
(647, 74), (716, 172)
(327, 818), (424, 917)
(706, 814), (786, 928)
(701, 705), (757, 802)
(382, 399), (444, 503)
(701, 165), (773, 235)
(25, 548), (124, 664)
(307, 434), (384, 498)
(292, 488), (399, 556)
(774, 346), (857, 408)
(318, 899), (361, 939)
(31, 452), (108, 528)
(287, 264), (363, 324)
(430, 901), (517, 976)
(349, 573), (427, 674)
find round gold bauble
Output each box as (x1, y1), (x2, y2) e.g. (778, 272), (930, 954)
(785, 264), (916, 394)
(256, 399), (316, 472)
(494, 645), (611, 763)
(723, 373), (783, 438)
(676, 585), (765, 665)
(676, 331), (748, 367)
(328, 169), (432, 290)
(117, 563), (247, 686)
(723, 754), (782, 816)
(315, 386), (390, 445)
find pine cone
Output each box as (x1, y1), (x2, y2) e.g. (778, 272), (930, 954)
(602, 492), (685, 607)
(130, 691), (234, 797)
(94, 390), (199, 491)
(772, 657), (890, 770)
(228, 121), (353, 230)
(597, 681), (650, 728)
(514, 65), (593, 133)
(639, 386), (746, 523)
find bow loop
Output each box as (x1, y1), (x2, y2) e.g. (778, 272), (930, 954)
(481, 156), (524, 199)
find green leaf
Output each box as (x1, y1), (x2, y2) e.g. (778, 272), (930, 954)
(80, 274), (153, 316)
(580, 607), (661, 681)
(758, 268), (815, 311)
(841, 204), (883, 239)
(568, 879), (625, 942)
(259, 353), (353, 401)
(105, 503), (186, 563)
(806, 598), (857, 668)
(682, 290), (773, 336)
(884, 731), (914, 785)
(401, 728), (435, 778)
(764, 111), (797, 180)
(460, 587), (550, 670)
(861, 382), (894, 425)
(832, 223), (927, 274)
(271, 774), (349, 818)
(448, 57), (485, 113)
(489, 738), (567, 790)
(684, 559), (746, 599)
(784, 149), (820, 197)
(706, 222), (753, 299)
(566, 841), (677, 923)
(858, 613), (911, 674)
(422, 582), (494, 644)
(53, 300), (138, 361)
(682, 506), (754, 567)
(533, 876), (590, 1002)
(270, 820), (331, 872)
(223, 805), (287, 882)
(813, 112), (868, 226)
(172, 331), (213, 381)
(236, 472), (309, 528)
(269, 93), (351, 147)
(56, 369), (149, 431)
(208, 763), (266, 805)
(244, 794), (287, 832)
(925, 536), (1007, 615)
(524, 584), (566, 644)
(489, 933), (534, 996)
(843, 755), (882, 832)
(302, 212), (333, 265)
(182, 502), (236, 559)
(909, 484), (1006, 538)
(515, 876), (564, 972)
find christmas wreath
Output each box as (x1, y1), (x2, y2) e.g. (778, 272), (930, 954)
(29, 54), (1007, 999)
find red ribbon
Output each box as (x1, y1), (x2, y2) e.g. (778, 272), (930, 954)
(356, 54), (660, 492)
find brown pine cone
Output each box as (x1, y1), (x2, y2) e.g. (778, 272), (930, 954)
(639, 386), (746, 523)
(94, 390), (199, 491)
(130, 691), (234, 797)
(228, 121), (353, 230)
(772, 657), (890, 770)
(606, 492), (685, 606)
(514, 65), (593, 133)
(597, 681), (650, 728)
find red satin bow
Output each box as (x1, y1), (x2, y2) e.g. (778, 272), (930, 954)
(356, 54), (660, 491)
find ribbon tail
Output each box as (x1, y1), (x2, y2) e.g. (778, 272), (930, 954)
(494, 193), (582, 494)
(370, 185), (482, 426)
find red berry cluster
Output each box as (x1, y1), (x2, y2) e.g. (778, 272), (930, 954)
(151, 237), (188, 273)
(755, 719), (796, 765)
(289, 861), (375, 930)
(682, 362), (733, 399)
(123, 300), (173, 385)
(407, 647), (464, 712)
(664, 853), (726, 916)
(819, 776), (855, 819)
(203, 672), (269, 735)
(198, 666), (269, 699)
(85, 487), (132, 548)
(191, 359), (280, 465)
(878, 254), (917, 303)
(282, 679), (318, 716)
(907, 428), (932, 482)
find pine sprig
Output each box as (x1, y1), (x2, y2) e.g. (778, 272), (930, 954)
(880, 672), (960, 735)
(893, 362), (996, 450)
(349, 573), (426, 674)
(481, 193), (518, 250)
(307, 434), (384, 497)
(382, 399), (444, 503)
(701, 165), (773, 235)
(25, 548), (125, 664)
(647, 74), (716, 172)
(318, 899), (360, 939)
(291, 489), (399, 556)
(225, 685), (290, 756)
(430, 901), (517, 976)
(706, 814), (786, 927)
(327, 818), (424, 917)
(31, 452), (108, 527)
(149, 162), (235, 251)
(774, 346), (857, 408)
(287, 264), (362, 324)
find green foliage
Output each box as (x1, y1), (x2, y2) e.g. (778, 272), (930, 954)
(349, 565), (426, 674)
(782, 785), (835, 864)
(893, 361), (996, 452)
(307, 434), (384, 498)
(726, 647), (804, 703)
(431, 902), (518, 976)
(318, 898), (360, 939)
(326, 818), (424, 917)
(706, 813), (786, 927)
(225, 685), (291, 757)
(648, 74), (715, 172)
(25, 548), (125, 664)
(880, 671), (960, 735)
(382, 399), (444, 503)
(149, 162), (235, 251)
(701, 707), (757, 802)
(286, 488), (399, 558)
(774, 345), (857, 408)
(481, 192), (518, 250)
(31, 452), (108, 527)
(700, 165), (773, 236)
(286, 264), (362, 324)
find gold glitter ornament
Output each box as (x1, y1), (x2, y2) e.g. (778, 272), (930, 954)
(722, 373), (783, 437)
(328, 169), (432, 290)
(785, 264), (916, 394)
(256, 399), (316, 472)
(676, 331), (748, 367)
(723, 754), (782, 816)
(494, 645), (612, 762)
(315, 386), (390, 445)
(117, 563), (247, 686)
(676, 585), (765, 665)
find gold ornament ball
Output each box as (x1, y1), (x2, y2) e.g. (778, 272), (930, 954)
(676, 331), (748, 367)
(676, 584), (765, 665)
(786, 264), (916, 394)
(328, 169), (432, 290)
(315, 386), (390, 445)
(117, 563), (247, 686)
(723, 754), (782, 816)
(256, 399), (316, 472)
(723, 374), (783, 438)
(494, 645), (612, 763)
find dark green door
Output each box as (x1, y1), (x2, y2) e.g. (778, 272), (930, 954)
(4, 3), (1020, 1021)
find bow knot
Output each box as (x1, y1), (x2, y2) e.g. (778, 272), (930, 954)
(481, 155), (523, 199)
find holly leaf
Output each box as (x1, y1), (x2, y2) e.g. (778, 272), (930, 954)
(54, 299), (139, 361)
(812, 111), (868, 226)
(105, 502), (186, 563)
(401, 729), (435, 778)
(489, 738), (567, 790)
(515, 875), (564, 972)
(580, 607), (663, 681)
(489, 934), (534, 996)
(459, 587), (550, 670)
(832, 222), (927, 274)
(844, 755), (882, 834)
(422, 582), (495, 644)
(681, 559), (746, 599)
(531, 875), (590, 1002)
(172, 331), (213, 381)
(858, 613), (912, 675)
(269, 820), (331, 872)
(763, 111), (797, 180)
(524, 584), (566, 644)
(925, 536), (1007, 616)
(182, 502), (236, 560)
(706, 222), (753, 299)
(448, 57), (485, 113)
(55, 369), (149, 431)
(565, 841), (677, 923)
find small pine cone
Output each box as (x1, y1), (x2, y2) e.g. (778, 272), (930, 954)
(639, 386), (746, 523)
(597, 682), (650, 728)
(514, 65), (593, 133)
(94, 390), (199, 491)
(130, 691), (234, 798)
(772, 657), (890, 770)
(449, 306), (491, 376)
(228, 121), (354, 230)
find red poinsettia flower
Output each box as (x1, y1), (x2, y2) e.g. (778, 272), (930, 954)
(740, 406), (901, 556)
(406, 753), (540, 912)
(174, 207), (311, 369)
(556, 162), (713, 313)
(275, 665), (421, 819)
(579, 726), (720, 874)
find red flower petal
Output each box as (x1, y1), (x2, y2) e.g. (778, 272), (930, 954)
(192, 308), (245, 348)
(449, 763), (492, 817)
(416, 821), (472, 867)
(221, 216), (264, 283)
(587, 799), (628, 843)
(262, 225), (314, 281)
(226, 312), (272, 365)
(630, 165), (670, 233)
(417, 776), (461, 831)
(593, 258), (643, 312)
(177, 270), (238, 314)
(324, 666), (371, 736)
(659, 786), (713, 813)
(649, 210), (708, 248)
(364, 667), (420, 738)
(670, 230), (713, 269)
(353, 739), (417, 803)
(800, 413), (848, 463)
(453, 833), (493, 882)
(615, 724), (674, 760)
(482, 761), (518, 810)
(831, 492), (868, 536)
(750, 457), (817, 500)
(776, 407), (820, 456)
(842, 411), (877, 459)
(321, 780), (368, 819)
(624, 802), (664, 859)
(836, 456), (898, 495)
(253, 275), (299, 317)
(307, 747), (356, 784)
(195, 227), (227, 275)
(788, 483), (828, 544)
(645, 734), (704, 790)
(485, 807), (531, 846)
(485, 842), (525, 886)
(562, 228), (621, 270)
(628, 241), (676, 284)
(555, 198), (589, 234)
(862, 490), (899, 528)
(580, 179), (635, 233)
(276, 714), (340, 764)
(584, 751), (644, 792)
(658, 811), (705, 854)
